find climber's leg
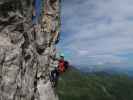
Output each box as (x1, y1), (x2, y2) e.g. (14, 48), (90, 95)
(50, 69), (59, 87)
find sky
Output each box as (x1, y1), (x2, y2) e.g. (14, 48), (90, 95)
(58, 0), (133, 69)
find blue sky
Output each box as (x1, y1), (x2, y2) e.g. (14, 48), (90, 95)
(57, 0), (133, 69)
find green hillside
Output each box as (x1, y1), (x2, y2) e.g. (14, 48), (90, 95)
(56, 68), (133, 100)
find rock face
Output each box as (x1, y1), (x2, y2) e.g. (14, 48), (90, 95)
(0, 0), (60, 100)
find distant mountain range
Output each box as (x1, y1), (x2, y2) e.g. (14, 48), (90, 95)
(72, 63), (133, 77)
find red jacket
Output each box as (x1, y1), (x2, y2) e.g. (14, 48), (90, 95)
(58, 60), (65, 73)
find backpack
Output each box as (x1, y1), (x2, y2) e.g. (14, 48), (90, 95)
(64, 61), (69, 70)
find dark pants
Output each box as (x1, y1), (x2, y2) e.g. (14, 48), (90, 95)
(50, 68), (59, 87)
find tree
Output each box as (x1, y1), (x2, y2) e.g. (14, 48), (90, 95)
(0, 0), (60, 100)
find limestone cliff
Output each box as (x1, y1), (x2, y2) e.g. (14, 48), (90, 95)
(0, 0), (60, 100)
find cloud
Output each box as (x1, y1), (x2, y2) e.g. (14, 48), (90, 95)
(58, 0), (133, 67)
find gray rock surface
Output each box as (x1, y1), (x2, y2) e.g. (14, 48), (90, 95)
(0, 0), (60, 100)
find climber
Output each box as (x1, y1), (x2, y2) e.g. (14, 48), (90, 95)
(32, 0), (41, 25)
(32, 7), (36, 25)
(50, 52), (69, 87)
(58, 53), (65, 73)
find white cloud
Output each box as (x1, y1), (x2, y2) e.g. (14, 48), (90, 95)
(59, 0), (133, 67)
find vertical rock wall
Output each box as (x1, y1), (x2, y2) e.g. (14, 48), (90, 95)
(0, 0), (60, 100)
